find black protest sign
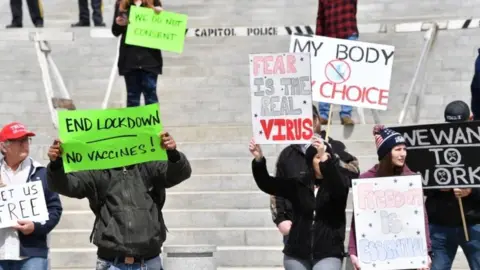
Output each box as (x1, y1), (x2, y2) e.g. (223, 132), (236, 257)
(391, 121), (480, 189)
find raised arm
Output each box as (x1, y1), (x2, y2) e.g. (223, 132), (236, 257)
(252, 157), (296, 199)
(320, 142), (350, 199)
(112, 0), (127, 37)
(47, 159), (95, 199)
(46, 140), (95, 199)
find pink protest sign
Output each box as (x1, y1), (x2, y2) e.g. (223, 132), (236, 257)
(351, 175), (429, 270)
(249, 53), (313, 144)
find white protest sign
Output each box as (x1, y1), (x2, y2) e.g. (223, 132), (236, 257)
(0, 181), (49, 229)
(352, 175), (428, 270)
(289, 34), (395, 110)
(249, 53), (313, 144)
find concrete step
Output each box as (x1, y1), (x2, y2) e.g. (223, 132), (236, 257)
(49, 246), (469, 268)
(186, 156), (378, 174)
(163, 124), (380, 142)
(59, 191), (356, 211)
(175, 141), (373, 159)
(50, 226), (353, 248)
(57, 209), (277, 230)
(57, 209), (354, 230)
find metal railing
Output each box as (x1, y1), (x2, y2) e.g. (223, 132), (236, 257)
(398, 23), (439, 124)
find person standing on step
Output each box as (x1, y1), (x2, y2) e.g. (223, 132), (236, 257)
(46, 131), (191, 270)
(7, 0), (44, 28)
(425, 100), (480, 270)
(71, 0), (106, 27)
(270, 105), (359, 246)
(471, 49), (480, 120)
(112, 0), (163, 107)
(315, 0), (359, 125)
(250, 135), (350, 270)
(348, 125), (432, 270)
(0, 122), (62, 270)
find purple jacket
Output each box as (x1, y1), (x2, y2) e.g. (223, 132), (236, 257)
(348, 165), (432, 256)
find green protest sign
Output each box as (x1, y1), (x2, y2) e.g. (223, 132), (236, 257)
(125, 6), (188, 53)
(57, 104), (167, 173)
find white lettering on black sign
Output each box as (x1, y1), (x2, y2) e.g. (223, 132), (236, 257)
(194, 28), (236, 37)
(391, 122), (480, 189)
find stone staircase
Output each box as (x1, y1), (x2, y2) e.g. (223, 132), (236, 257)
(0, 0), (478, 269)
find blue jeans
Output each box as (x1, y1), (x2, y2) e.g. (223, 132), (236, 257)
(0, 257), (48, 270)
(284, 255), (342, 270)
(96, 256), (163, 270)
(318, 34), (358, 119)
(124, 70), (159, 107)
(430, 224), (480, 270)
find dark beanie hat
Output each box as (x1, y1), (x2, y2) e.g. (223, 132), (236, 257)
(373, 125), (406, 161)
(444, 100), (471, 122)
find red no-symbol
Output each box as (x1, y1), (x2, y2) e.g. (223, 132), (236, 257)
(324, 59), (351, 84)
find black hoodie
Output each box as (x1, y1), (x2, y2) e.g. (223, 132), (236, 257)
(269, 130), (360, 226)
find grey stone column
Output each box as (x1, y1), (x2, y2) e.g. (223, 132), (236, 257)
(162, 245), (217, 270)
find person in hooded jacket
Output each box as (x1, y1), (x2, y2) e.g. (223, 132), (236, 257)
(348, 125), (432, 270)
(425, 100), (480, 270)
(112, 0), (163, 107)
(270, 105), (360, 244)
(250, 136), (349, 270)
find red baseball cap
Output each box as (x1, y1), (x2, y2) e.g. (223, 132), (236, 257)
(0, 122), (36, 142)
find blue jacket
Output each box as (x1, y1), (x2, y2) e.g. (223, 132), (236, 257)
(1, 158), (63, 258)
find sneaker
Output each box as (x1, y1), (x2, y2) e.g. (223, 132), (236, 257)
(94, 22), (106, 27)
(319, 118), (329, 125)
(341, 117), (355, 125)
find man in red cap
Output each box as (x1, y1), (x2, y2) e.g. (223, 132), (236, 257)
(0, 122), (62, 270)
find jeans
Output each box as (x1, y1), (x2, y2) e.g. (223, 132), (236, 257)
(96, 256), (163, 270)
(284, 255), (342, 270)
(0, 257), (48, 270)
(124, 70), (159, 107)
(430, 223), (480, 270)
(318, 34), (358, 119)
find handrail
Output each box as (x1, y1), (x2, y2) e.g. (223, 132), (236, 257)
(34, 37), (58, 129)
(398, 23), (438, 124)
(102, 38), (122, 109)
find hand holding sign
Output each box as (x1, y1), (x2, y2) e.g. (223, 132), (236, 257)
(153, 6), (163, 14)
(454, 188), (472, 198)
(249, 138), (263, 161)
(115, 15), (128, 26)
(160, 132), (176, 150)
(12, 220), (35, 235)
(48, 139), (63, 161)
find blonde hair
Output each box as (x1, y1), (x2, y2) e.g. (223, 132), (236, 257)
(119, 0), (155, 12)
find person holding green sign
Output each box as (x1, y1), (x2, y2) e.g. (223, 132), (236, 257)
(46, 131), (191, 270)
(112, 0), (163, 108)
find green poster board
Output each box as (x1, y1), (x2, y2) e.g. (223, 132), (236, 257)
(125, 6), (188, 54)
(57, 104), (167, 173)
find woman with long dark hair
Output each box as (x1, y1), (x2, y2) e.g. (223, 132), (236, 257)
(112, 0), (163, 107)
(249, 137), (349, 270)
(348, 125), (432, 270)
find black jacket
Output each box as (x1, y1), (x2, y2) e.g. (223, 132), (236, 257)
(252, 155), (350, 261)
(47, 149), (192, 259)
(111, 0), (163, 76)
(424, 189), (480, 227)
(270, 131), (360, 225)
